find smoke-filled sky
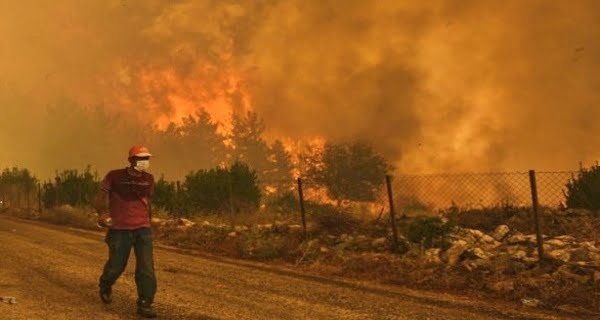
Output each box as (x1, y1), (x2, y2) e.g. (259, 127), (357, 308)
(0, 0), (599, 178)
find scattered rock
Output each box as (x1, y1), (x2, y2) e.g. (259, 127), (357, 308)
(547, 249), (571, 263)
(480, 234), (496, 244)
(446, 240), (469, 266)
(469, 247), (491, 260)
(0, 296), (16, 304)
(545, 239), (567, 248)
(581, 241), (600, 253)
(507, 234), (536, 245)
(150, 217), (163, 224)
(177, 218), (195, 228)
(492, 225), (510, 241)
(521, 257), (539, 266)
(216, 223), (230, 230)
(507, 246), (528, 260)
(553, 235), (576, 243)
(466, 229), (485, 239)
(319, 246), (330, 253)
(257, 224), (273, 232)
(556, 304), (589, 314)
(487, 279), (515, 293)
(227, 231), (237, 237)
(462, 259), (491, 272)
(521, 298), (542, 308)
(507, 234), (527, 244)
(555, 265), (591, 284)
(423, 248), (442, 265)
(371, 237), (387, 248)
(569, 247), (590, 262)
(288, 224), (303, 234)
(234, 225), (249, 233)
(481, 240), (502, 251)
(272, 222), (289, 233)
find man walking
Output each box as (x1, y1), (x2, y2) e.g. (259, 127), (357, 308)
(95, 145), (157, 318)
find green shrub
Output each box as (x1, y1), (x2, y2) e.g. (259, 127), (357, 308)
(42, 166), (99, 208)
(565, 165), (600, 210)
(406, 216), (453, 248)
(153, 176), (176, 212)
(156, 161), (262, 216)
(152, 177), (193, 217)
(0, 167), (38, 208)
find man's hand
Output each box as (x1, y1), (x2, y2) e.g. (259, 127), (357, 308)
(97, 213), (112, 228)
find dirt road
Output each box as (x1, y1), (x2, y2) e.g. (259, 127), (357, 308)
(0, 215), (580, 320)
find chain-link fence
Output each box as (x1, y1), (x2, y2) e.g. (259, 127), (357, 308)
(276, 170), (586, 240)
(392, 171), (577, 211)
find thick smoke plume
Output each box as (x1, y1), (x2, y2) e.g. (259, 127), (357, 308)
(0, 0), (599, 178)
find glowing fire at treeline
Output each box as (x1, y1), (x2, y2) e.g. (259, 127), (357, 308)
(132, 67), (252, 133)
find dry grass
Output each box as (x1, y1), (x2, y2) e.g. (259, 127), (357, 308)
(39, 205), (98, 230)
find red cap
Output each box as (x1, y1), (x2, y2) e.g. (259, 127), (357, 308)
(128, 145), (152, 158)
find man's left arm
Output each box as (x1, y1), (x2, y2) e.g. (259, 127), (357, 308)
(148, 175), (155, 221)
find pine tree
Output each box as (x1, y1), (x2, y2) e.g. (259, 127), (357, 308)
(229, 111), (271, 180)
(264, 140), (294, 193)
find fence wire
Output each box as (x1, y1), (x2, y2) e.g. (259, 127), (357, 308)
(392, 171), (577, 210)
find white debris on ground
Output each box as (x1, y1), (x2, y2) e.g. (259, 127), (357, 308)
(0, 296), (17, 304)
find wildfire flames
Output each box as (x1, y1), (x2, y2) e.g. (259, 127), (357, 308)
(115, 64), (252, 133)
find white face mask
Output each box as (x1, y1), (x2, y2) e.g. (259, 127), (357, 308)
(135, 160), (150, 172)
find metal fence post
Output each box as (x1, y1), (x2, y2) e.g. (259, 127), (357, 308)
(38, 183), (43, 214)
(528, 170), (545, 263)
(228, 175), (236, 228)
(386, 175), (400, 252)
(297, 177), (307, 238)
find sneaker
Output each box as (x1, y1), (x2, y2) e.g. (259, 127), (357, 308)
(137, 301), (157, 318)
(99, 287), (112, 304)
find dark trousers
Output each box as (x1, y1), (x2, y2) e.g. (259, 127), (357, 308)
(99, 227), (157, 304)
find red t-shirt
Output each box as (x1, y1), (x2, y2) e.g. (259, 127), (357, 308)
(100, 168), (154, 230)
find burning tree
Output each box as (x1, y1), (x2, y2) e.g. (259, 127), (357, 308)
(152, 109), (228, 177)
(229, 111), (294, 192)
(229, 111), (271, 176)
(305, 141), (389, 206)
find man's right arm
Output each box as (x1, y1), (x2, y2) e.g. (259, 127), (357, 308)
(94, 190), (111, 228)
(94, 190), (109, 214)
(95, 173), (112, 227)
